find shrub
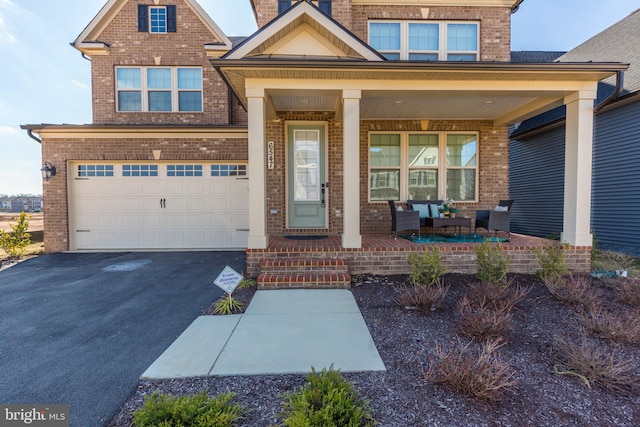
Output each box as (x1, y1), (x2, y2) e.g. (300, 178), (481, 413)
(133, 391), (246, 427)
(394, 283), (450, 312)
(424, 338), (517, 404)
(238, 278), (257, 289)
(577, 305), (640, 344)
(0, 212), (31, 259)
(534, 244), (568, 285)
(213, 294), (244, 315)
(466, 280), (531, 313)
(408, 248), (446, 288)
(279, 366), (376, 427)
(617, 280), (640, 306)
(475, 240), (510, 286)
(456, 295), (512, 340)
(544, 274), (600, 309)
(554, 334), (637, 393)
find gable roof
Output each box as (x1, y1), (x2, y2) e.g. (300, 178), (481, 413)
(72, 0), (232, 55)
(225, 1), (384, 61)
(556, 9), (640, 95)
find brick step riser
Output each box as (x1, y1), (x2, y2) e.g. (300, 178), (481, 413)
(257, 272), (351, 290)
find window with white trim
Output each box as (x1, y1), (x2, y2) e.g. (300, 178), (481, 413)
(369, 21), (478, 61)
(116, 67), (203, 112)
(150, 7), (167, 33)
(369, 132), (477, 202)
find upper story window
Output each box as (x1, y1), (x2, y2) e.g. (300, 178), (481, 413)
(138, 4), (176, 33)
(369, 21), (478, 61)
(116, 67), (203, 113)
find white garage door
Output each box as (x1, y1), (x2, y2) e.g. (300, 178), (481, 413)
(70, 162), (249, 250)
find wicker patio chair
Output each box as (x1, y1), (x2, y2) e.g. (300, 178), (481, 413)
(474, 199), (514, 239)
(388, 200), (420, 238)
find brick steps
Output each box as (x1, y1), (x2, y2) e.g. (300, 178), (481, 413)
(257, 258), (351, 289)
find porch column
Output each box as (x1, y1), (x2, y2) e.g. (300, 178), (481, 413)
(342, 89), (362, 248)
(247, 87), (268, 249)
(561, 90), (596, 247)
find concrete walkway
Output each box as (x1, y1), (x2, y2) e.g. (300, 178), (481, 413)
(142, 289), (386, 378)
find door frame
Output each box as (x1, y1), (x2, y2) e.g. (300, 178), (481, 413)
(285, 121), (329, 229)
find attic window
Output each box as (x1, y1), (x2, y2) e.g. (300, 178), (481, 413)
(138, 4), (176, 33)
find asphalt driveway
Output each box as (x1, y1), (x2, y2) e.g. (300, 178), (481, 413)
(0, 251), (244, 426)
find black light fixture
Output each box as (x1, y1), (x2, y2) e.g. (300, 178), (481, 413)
(41, 162), (57, 181)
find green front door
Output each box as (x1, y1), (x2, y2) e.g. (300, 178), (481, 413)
(288, 124), (326, 228)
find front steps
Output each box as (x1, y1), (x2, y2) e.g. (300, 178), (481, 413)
(257, 258), (351, 289)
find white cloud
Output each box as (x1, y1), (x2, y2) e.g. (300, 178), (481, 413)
(0, 125), (19, 135)
(71, 79), (90, 89)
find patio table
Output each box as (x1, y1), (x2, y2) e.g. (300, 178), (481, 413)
(429, 217), (473, 236)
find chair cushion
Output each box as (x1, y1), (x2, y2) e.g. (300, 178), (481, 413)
(495, 205), (509, 212)
(414, 204), (430, 218)
(429, 204), (443, 217)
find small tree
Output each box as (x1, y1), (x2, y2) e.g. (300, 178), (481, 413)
(408, 248), (446, 287)
(475, 240), (510, 285)
(0, 212), (31, 259)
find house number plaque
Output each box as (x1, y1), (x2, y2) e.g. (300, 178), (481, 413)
(267, 141), (275, 170)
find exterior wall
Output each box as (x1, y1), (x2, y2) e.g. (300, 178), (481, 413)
(360, 120), (510, 234)
(510, 100), (640, 256)
(253, 0), (353, 29)
(40, 134), (248, 252)
(509, 124), (565, 238)
(90, 0), (230, 125)
(351, 5), (512, 61)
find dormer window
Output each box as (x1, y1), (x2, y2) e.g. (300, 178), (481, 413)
(369, 21), (478, 61)
(138, 4), (176, 33)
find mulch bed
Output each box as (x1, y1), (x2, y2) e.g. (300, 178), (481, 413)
(109, 274), (640, 426)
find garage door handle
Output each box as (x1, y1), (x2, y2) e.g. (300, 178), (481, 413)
(160, 198), (166, 208)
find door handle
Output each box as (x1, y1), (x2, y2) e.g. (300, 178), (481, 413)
(321, 184), (326, 208)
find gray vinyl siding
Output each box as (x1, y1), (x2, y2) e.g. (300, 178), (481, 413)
(591, 101), (640, 255)
(509, 126), (565, 238)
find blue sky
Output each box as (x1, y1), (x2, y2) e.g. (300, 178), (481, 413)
(0, 0), (637, 196)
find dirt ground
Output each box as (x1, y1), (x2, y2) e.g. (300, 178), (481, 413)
(0, 212), (44, 263)
(110, 273), (640, 426)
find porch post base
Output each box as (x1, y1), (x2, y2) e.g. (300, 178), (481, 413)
(561, 232), (593, 247)
(248, 235), (269, 249)
(342, 234), (361, 249)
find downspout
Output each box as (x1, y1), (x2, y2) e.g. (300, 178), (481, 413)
(81, 52), (92, 61)
(594, 70), (624, 113)
(26, 129), (42, 144)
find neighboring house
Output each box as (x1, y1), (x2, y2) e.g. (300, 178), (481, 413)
(7, 196), (43, 213)
(22, 0), (625, 275)
(510, 9), (640, 255)
(0, 197), (12, 212)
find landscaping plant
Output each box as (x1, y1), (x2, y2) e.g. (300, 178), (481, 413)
(534, 244), (568, 285)
(475, 240), (510, 285)
(394, 283), (450, 312)
(213, 293), (244, 315)
(133, 391), (246, 427)
(576, 305), (640, 344)
(408, 248), (446, 287)
(456, 294), (512, 340)
(554, 334), (637, 393)
(279, 366), (376, 427)
(544, 274), (600, 309)
(423, 338), (517, 404)
(0, 212), (31, 259)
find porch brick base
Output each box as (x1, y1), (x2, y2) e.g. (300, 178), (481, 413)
(257, 258), (351, 289)
(246, 235), (592, 279)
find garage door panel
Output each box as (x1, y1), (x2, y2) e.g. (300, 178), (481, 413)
(71, 163), (248, 250)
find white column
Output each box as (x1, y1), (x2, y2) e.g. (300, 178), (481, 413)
(247, 87), (268, 249)
(342, 89), (362, 248)
(562, 91), (596, 247)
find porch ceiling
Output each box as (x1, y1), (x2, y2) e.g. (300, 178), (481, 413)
(213, 61), (627, 125)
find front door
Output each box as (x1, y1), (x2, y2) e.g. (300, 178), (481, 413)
(288, 124), (326, 228)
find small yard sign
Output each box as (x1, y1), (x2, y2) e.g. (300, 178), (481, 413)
(214, 266), (243, 294)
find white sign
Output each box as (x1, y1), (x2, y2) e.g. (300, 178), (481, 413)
(214, 266), (243, 294)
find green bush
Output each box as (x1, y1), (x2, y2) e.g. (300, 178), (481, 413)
(475, 240), (510, 285)
(408, 248), (446, 288)
(279, 366), (376, 427)
(213, 294), (244, 315)
(0, 212), (31, 259)
(534, 244), (568, 285)
(133, 391), (245, 427)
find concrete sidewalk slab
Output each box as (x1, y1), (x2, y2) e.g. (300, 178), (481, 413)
(142, 289), (386, 379)
(141, 315), (241, 379)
